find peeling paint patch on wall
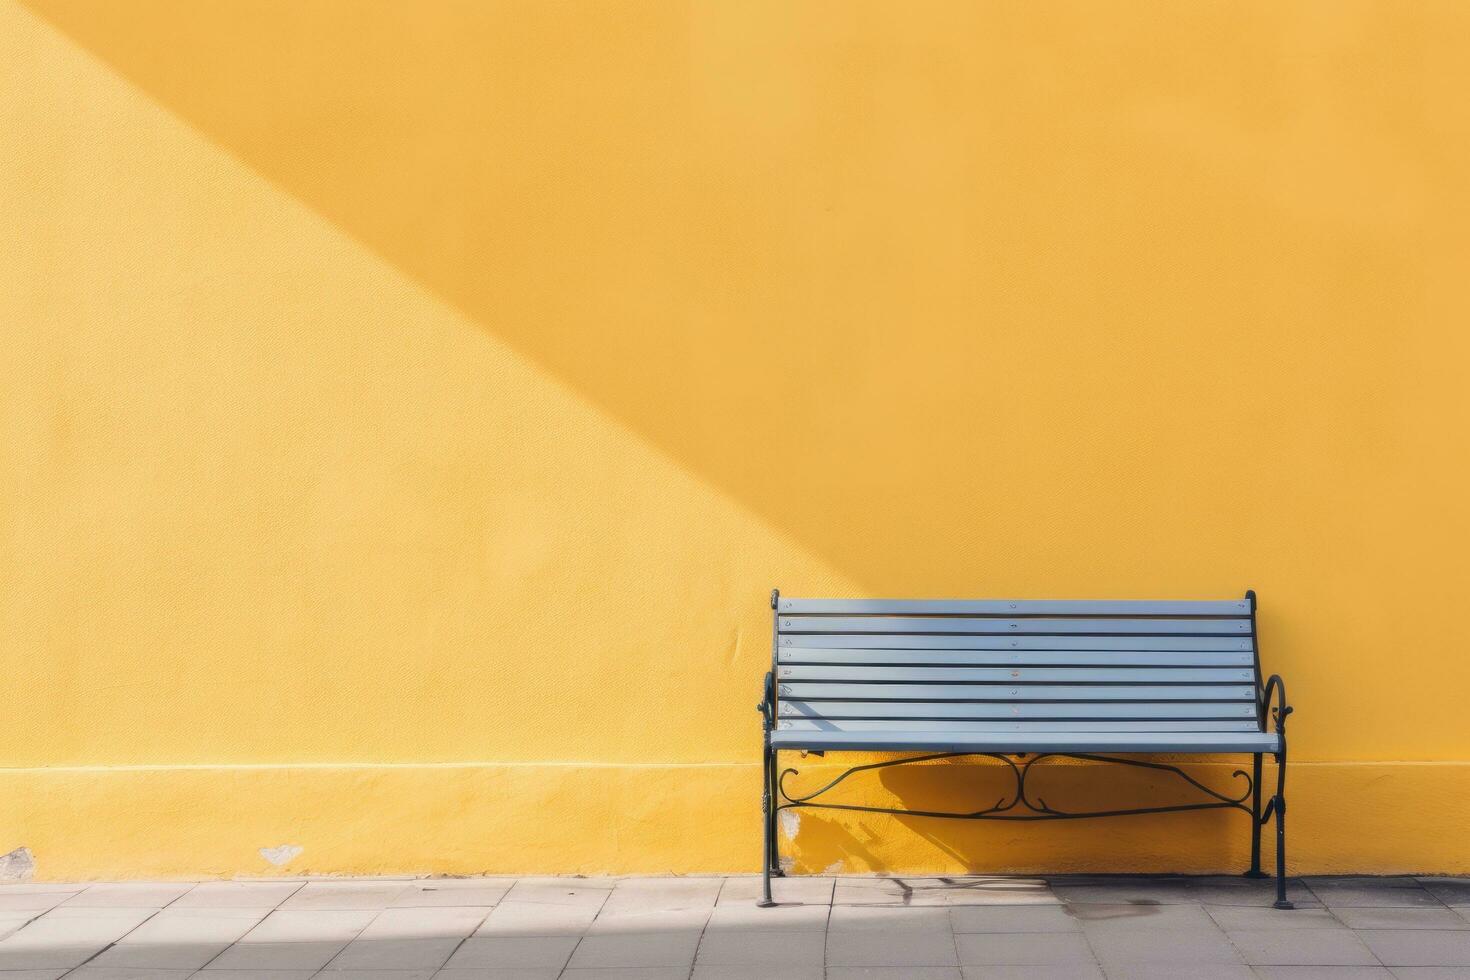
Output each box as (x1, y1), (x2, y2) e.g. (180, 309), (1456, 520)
(0, 847), (35, 881)
(259, 844), (302, 867)
(778, 809), (800, 841)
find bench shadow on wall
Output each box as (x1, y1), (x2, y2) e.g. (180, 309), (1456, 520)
(779, 753), (1251, 877)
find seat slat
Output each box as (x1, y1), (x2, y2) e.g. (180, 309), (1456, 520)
(779, 616), (1251, 635)
(775, 719), (1261, 733)
(777, 683), (1255, 701)
(768, 730), (1282, 753)
(779, 598), (1249, 616)
(778, 648), (1254, 667)
(779, 700), (1259, 719)
(781, 634), (1252, 651)
(777, 665), (1253, 683)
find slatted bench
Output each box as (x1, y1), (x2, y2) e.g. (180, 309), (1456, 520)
(755, 590), (1294, 908)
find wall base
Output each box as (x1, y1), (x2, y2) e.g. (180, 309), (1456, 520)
(4, 760), (1466, 881)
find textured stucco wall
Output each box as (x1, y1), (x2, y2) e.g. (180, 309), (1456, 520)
(3, 0), (1469, 879)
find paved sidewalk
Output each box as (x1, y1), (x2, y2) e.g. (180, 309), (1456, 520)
(3, 875), (1470, 979)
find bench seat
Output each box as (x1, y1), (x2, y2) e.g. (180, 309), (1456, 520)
(770, 729), (1282, 754)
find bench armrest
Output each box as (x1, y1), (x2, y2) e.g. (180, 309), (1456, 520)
(757, 671), (774, 733)
(1260, 673), (1293, 734)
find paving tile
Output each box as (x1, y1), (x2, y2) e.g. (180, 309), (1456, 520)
(1305, 878), (1443, 908)
(499, 879), (613, 908)
(0, 911), (35, 941)
(200, 940), (346, 971)
(237, 908), (375, 943)
(34, 905), (157, 921)
(358, 906), (492, 940)
(1185, 877), (1321, 908)
(1101, 967), (1253, 979)
(832, 876), (1059, 907)
(827, 968), (962, 979)
(716, 875), (834, 906)
(61, 882), (193, 908)
(278, 881), (412, 910)
(584, 906), (709, 935)
(963, 968), (1105, 980)
(187, 971), (316, 980)
(314, 971), (438, 980)
(560, 969), (690, 980)
(441, 935), (579, 970)
(0, 970), (67, 980)
(431, 969), (559, 980)
(831, 877), (962, 907)
(829, 904), (953, 932)
(0, 887), (79, 913)
(826, 930), (960, 966)
(566, 930), (701, 968)
(690, 967), (824, 980)
(323, 937), (461, 970)
(1417, 878), (1470, 907)
(1206, 906), (1345, 931)
(1228, 928), (1378, 965)
(1069, 903), (1219, 930)
(113, 905), (265, 942)
(951, 904), (1081, 933)
(0, 907), (153, 969)
(944, 877), (1060, 906)
(1252, 969), (1393, 979)
(90, 940), (234, 971)
(599, 876), (722, 913)
(1358, 929), (1470, 966)
(390, 878), (514, 908)
(474, 901), (599, 936)
(1390, 969), (1470, 979)
(695, 929), (825, 966)
(954, 932), (1095, 965)
(172, 881), (304, 909)
(65, 969), (194, 979)
(1335, 908), (1470, 930)
(705, 901), (828, 932)
(833, 880), (931, 907)
(1050, 877), (1196, 905)
(1085, 928), (1242, 966)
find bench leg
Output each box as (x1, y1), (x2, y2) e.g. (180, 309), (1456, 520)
(758, 741), (776, 907)
(1244, 752), (1266, 878)
(767, 746), (784, 879)
(1272, 746), (1293, 909)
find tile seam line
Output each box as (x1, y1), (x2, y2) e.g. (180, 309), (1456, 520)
(4, 760), (1469, 774)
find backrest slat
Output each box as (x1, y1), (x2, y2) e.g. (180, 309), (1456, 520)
(780, 683), (1254, 701)
(783, 635), (1252, 650)
(777, 665), (1254, 683)
(779, 649), (1252, 667)
(779, 616), (1250, 635)
(779, 598), (1249, 616)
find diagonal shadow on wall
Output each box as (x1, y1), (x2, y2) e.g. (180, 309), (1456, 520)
(18, 0), (1418, 597)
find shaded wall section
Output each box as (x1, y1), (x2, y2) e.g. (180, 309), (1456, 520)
(2, 0), (1469, 878)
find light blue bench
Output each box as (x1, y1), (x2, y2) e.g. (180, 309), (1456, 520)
(756, 590), (1294, 908)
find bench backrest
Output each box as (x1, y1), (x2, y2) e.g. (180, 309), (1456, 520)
(772, 594), (1263, 737)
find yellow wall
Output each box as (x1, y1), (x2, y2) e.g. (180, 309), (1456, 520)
(3, 0), (1469, 880)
